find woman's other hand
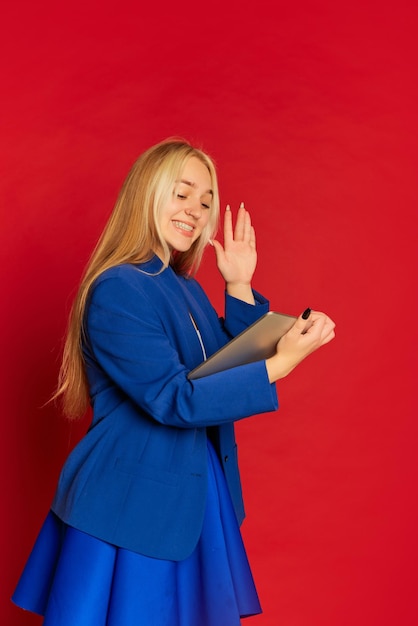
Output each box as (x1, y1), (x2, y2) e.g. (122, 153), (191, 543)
(211, 203), (257, 304)
(266, 309), (336, 382)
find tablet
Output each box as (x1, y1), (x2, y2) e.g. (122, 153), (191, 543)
(188, 311), (298, 380)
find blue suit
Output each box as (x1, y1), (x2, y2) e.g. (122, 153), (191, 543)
(51, 256), (278, 561)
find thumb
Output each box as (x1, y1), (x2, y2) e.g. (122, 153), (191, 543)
(209, 238), (224, 260)
(292, 308), (312, 334)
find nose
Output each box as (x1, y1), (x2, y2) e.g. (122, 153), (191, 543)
(185, 200), (202, 219)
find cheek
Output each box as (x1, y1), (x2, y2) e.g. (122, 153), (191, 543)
(196, 220), (209, 240)
(202, 213), (211, 229)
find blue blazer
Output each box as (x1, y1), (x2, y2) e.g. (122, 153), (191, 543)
(51, 256), (278, 561)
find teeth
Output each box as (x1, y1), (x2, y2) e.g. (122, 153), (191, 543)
(173, 221), (193, 232)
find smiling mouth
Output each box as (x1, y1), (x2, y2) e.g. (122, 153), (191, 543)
(172, 221), (194, 232)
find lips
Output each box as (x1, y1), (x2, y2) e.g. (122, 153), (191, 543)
(172, 220), (195, 236)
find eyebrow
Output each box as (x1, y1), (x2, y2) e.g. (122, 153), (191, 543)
(177, 179), (213, 196)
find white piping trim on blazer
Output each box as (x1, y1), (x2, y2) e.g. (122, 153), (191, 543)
(189, 312), (207, 362)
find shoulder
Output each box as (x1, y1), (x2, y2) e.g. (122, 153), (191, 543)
(87, 260), (163, 319)
(87, 259), (191, 323)
(94, 257), (163, 287)
(92, 256), (170, 297)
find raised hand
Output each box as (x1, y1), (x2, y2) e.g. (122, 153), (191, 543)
(211, 203), (257, 304)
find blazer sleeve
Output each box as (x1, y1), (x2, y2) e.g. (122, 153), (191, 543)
(224, 290), (270, 336)
(85, 273), (278, 429)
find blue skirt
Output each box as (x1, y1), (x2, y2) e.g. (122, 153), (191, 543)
(12, 442), (262, 625)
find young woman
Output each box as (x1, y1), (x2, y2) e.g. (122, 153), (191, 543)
(12, 139), (335, 625)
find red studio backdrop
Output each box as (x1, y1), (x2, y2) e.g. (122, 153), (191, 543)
(1, 1), (417, 624)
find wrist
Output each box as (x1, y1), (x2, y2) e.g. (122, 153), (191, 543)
(226, 282), (255, 305)
(265, 353), (295, 383)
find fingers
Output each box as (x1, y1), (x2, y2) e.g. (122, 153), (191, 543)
(223, 204), (233, 243)
(292, 309), (315, 334)
(234, 202), (252, 241)
(321, 328), (336, 346)
(250, 225), (256, 249)
(223, 202), (254, 245)
(291, 310), (336, 346)
(233, 202), (246, 241)
(210, 238), (223, 256)
(306, 312), (336, 347)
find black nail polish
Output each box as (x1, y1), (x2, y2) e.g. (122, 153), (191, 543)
(301, 307), (311, 320)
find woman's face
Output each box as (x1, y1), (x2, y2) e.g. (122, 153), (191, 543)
(157, 156), (213, 254)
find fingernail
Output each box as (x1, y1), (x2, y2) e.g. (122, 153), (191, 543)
(301, 307), (311, 320)
(208, 239), (214, 246)
(240, 201), (245, 209)
(226, 204), (231, 211)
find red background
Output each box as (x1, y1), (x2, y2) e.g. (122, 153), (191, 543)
(2, 1), (417, 624)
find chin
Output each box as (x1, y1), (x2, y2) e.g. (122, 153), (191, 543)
(172, 237), (199, 253)
(174, 245), (194, 254)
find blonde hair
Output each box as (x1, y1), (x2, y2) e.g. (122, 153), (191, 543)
(54, 138), (220, 418)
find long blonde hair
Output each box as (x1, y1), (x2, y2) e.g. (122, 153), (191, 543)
(54, 138), (220, 418)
